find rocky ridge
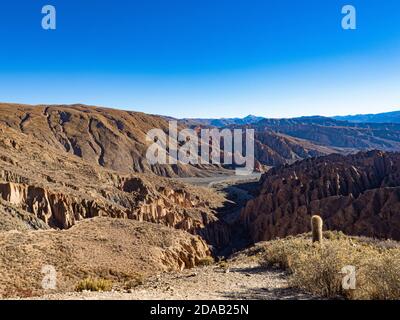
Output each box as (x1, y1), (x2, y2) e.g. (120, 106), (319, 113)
(241, 150), (400, 242)
(0, 123), (230, 249)
(0, 103), (227, 177)
(254, 117), (400, 151)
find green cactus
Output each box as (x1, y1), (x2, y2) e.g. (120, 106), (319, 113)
(311, 215), (323, 243)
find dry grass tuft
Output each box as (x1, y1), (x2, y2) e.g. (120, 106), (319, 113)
(260, 231), (400, 300)
(197, 256), (214, 266)
(123, 274), (146, 290)
(217, 261), (230, 272)
(75, 278), (113, 292)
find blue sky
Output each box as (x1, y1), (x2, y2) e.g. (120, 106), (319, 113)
(1, 0), (400, 118)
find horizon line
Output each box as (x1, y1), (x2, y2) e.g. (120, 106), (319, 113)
(0, 100), (399, 120)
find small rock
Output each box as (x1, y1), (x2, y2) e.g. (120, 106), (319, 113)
(187, 272), (197, 277)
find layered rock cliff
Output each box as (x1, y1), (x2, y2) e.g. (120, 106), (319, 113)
(0, 123), (230, 249)
(254, 117), (400, 151)
(241, 150), (400, 242)
(253, 129), (336, 167)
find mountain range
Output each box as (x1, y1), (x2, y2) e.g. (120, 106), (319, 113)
(333, 110), (400, 123)
(182, 110), (400, 127)
(2, 103), (400, 176)
(180, 115), (264, 127)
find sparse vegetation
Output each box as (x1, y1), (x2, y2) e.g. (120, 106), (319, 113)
(197, 256), (214, 266)
(260, 231), (400, 299)
(123, 274), (146, 290)
(75, 278), (113, 292)
(218, 261), (230, 272)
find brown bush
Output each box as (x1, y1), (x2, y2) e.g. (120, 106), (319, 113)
(123, 274), (146, 290)
(260, 232), (400, 300)
(197, 256), (214, 266)
(75, 278), (113, 292)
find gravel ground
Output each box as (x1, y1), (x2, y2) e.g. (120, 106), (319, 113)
(27, 259), (314, 300)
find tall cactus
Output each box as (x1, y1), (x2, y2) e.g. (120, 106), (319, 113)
(311, 215), (323, 243)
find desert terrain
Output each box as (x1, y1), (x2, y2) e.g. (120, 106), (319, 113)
(1, 103), (400, 300)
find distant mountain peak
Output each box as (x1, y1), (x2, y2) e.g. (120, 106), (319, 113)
(180, 114), (264, 128)
(244, 114), (259, 118)
(243, 114), (264, 121)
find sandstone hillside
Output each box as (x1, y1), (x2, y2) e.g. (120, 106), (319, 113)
(254, 117), (400, 151)
(0, 217), (210, 298)
(252, 129), (338, 167)
(0, 103), (226, 177)
(5, 103), (395, 174)
(241, 150), (400, 242)
(0, 123), (231, 249)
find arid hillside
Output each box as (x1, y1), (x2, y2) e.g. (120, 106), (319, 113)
(0, 109), (239, 299)
(0, 103), (226, 177)
(0, 103), (338, 176)
(0, 217), (211, 298)
(254, 117), (400, 151)
(4, 103), (396, 174)
(182, 114), (400, 168)
(229, 116), (400, 168)
(241, 150), (400, 242)
(252, 129), (338, 167)
(3, 103), (400, 300)
(180, 120), (339, 169)
(0, 123), (232, 249)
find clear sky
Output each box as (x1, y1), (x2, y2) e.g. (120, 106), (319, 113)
(1, 0), (400, 118)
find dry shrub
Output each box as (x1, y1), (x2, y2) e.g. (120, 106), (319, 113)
(362, 250), (400, 299)
(123, 274), (146, 290)
(218, 261), (230, 272)
(75, 278), (113, 292)
(197, 256), (214, 266)
(261, 231), (400, 300)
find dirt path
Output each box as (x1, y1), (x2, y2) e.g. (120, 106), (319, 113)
(28, 259), (313, 300)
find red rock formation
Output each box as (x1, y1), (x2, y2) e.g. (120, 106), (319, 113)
(241, 150), (400, 242)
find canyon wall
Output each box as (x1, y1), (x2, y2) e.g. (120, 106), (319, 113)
(0, 178), (230, 248)
(0, 123), (231, 250)
(241, 151), (400, 242)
